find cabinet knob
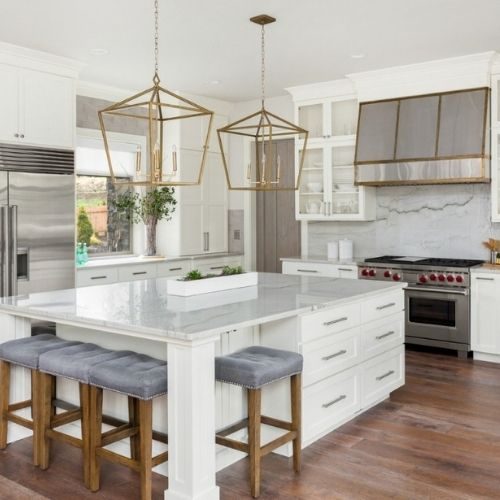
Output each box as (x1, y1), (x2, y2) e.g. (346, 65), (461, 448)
(14, 133), (19, 138)
(20, 134), (24, 139)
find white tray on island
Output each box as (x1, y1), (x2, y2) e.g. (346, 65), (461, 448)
(166, 272), (259, 296)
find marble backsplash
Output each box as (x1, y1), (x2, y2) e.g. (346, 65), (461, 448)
(308, 184), (500, 261)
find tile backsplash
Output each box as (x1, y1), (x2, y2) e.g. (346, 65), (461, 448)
(308, 184), (500, 260)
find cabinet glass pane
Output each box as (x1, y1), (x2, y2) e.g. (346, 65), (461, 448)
(331, 100), (358, 136)
(299, 148), (324, 215)
(298, 104), (323, 139)
(497, 80), (500, 123)
(330, 145), (358, 215)
(396, 95), (439, 159)
(332, 145), (355, 167)
(356, 101), (398, 162)
(437, 89), (487, 157)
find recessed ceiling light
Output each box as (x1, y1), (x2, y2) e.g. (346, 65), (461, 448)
(90, 48), (109, 56)
(210, 80), (221, 85)
(351, 53), (366, 59)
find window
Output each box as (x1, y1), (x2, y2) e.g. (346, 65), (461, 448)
(75, 135), (142, 256)
(76, 175), (132, 255)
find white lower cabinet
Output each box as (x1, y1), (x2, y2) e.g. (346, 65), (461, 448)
(118, 264), (156, 282)
(76, 267), (118, 287)
(282, 260), (358, 279)
(303, 366), (361, 443)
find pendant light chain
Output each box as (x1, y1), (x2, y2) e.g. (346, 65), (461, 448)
(261, 24), (265, 108)
(154, 0), (160, 81)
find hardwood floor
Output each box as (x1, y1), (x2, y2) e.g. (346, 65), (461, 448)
(2, 349), (500, 499)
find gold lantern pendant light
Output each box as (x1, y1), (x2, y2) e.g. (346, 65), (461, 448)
(217, 15), (309, 191)
(98, 0), (214, 187)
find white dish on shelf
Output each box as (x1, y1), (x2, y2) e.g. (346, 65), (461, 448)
(307, 182), (323, 193)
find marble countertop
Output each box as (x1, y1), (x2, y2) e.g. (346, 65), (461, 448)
(0, 273), (405, 343)
(471, 264), (500, 274)
(79, 252), (244, 269)
(281, 256), (359, 266)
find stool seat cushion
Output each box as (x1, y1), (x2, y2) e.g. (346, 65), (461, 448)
(39, 343), (131, 384)
(0, 334), (81, 369)
(215, 346), (303, 389)
(89, 352), (168, 400)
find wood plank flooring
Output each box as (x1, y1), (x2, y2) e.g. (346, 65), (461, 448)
(2, 349), (500, 499)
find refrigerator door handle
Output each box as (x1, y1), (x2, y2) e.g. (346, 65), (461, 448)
(8, 206), (17, 296)
(0, 205), (8, 297)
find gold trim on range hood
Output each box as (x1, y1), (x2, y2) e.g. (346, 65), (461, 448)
(354, 87), (490, 186)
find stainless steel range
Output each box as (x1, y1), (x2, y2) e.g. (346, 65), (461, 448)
(358, 256), (483, 357)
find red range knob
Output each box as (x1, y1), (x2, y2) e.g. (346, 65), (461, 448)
(393, 273), (401, 281)
(361, 269), (369, 276)
(429, 274), (437, 281)
(384, 270), (392, 278)
(438, 274), (446, 282)
(419, 275), (428, 283)
(447, 275), (455, 283)
(369, 269), (377, 277)
(456, 275), (464, 283)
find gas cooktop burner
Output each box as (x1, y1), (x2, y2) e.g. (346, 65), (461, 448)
(364, 256), (484, 268)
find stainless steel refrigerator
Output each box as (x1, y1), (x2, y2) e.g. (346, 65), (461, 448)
(0, 144), (75, 298)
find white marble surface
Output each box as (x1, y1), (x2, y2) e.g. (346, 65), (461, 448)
(471, 265), (500, 274)
(281, 256), (359, 266)
(0, 273), (404, 342)
(309, 184), (500, 260)
(80, 252), (243, 269)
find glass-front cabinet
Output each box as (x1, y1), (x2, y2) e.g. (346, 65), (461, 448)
(491, 74), (500, 222)
(293, 88), (375, 221)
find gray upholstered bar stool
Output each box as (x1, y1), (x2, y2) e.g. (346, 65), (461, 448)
(215, 345), (303, 498)
(37, 343), (130, 487)
(0, 334), (81, 465)
(88, 352), (169, 500)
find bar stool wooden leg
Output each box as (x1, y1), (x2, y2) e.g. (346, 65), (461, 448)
(248, 388), (262, 498)
(128, 396), (140, 461)
(290, 373), (302, 473)
(80, 383), (91, 488)
(0, 360), (10, 450)
(138, 399), (153, 500)
(89, 385), (103, 492)
(31, 370), (40, 466)
(38, 372), (54, 470)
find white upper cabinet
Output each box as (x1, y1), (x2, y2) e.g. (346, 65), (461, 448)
(491, 74), (500, 222)
(0, 43), (80, 150)
(288, 80), (376, 222)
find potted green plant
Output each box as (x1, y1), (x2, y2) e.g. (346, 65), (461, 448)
(112, 187), (177, 256)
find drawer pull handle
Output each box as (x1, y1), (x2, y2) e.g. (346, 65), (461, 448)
(376, 302), (396, 311)
(210, 266), (225, 270)
(169, 267), (182, 271)
(297, 269), (318, 273)
(322, 349), (347, 361)
(376, 370), (395, 381)
(323, 316), (348, 326)
(376, 330), (395, 341)
(90, 276), (107, 280)
(132, 271), (147, 276)
(338, 268), (353, 272)
(476, 277), (495, 281)
(322, 395), (346, 408)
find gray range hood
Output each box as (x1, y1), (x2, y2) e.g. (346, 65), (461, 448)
(354, 87), (490, 186)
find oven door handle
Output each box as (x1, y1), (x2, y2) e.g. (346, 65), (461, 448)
(405, 286), (468, 296)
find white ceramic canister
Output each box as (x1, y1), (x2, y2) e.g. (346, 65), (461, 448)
(327, 241), (339, 260)
(339, 239), (354, 261)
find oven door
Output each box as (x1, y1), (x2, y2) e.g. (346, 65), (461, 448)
(405, 286), (469, 344)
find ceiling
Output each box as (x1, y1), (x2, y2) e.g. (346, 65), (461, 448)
(1, 0), (500, 102)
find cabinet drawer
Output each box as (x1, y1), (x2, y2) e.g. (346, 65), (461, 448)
(361, 345), (404, 408)
(362, 289), (404, 323)
(303, 328), (360, 386)
(77, 268), (118, 287)
(118, 264), (156, 282)
(282, 261), (338, 277)
(193, 256), (242, 275)
(337, 265), (358, 279)
(303, 366), (360, 443)
(363, 313), (404, 361)
(301, 302), (360, 342)
(156, 261), (190, 278)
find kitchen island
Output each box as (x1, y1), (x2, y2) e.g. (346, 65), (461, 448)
(0, 273), (405, 500)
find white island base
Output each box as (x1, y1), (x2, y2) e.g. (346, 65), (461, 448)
(0, 274), (405, 499)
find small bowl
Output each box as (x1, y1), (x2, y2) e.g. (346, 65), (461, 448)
(307, 182), (323, 193)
